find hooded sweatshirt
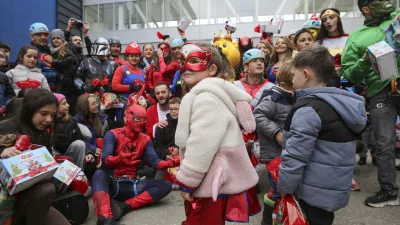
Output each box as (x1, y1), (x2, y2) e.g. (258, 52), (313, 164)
(175, 77), (259, 199)
(278, 87), (367, 212)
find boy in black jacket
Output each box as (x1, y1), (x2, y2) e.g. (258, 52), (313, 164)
(154, 97), (181, 180)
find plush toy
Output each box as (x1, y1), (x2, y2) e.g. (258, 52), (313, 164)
(213, 30), (241, 70)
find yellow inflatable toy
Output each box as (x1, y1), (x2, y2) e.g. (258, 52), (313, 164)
(213, 30), (241, 70)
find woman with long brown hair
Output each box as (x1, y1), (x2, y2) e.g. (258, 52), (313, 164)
(44, 29), (79, 114)
(266, 37), (294, 84)
(74, 94), (108, 178)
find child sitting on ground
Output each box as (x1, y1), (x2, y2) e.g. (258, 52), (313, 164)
(253, 61), (295, 225)
(154, 97), (181, 182)
(278, 45), (367, 225)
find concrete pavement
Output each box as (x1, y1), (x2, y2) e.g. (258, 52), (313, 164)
(83, 158), (400, 225)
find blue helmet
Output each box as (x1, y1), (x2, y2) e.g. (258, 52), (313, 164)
(29, 23), (49, 34)
(171, 39), (185, 49)
(303, 20), (321, 29)
(242, 49), (265, 64)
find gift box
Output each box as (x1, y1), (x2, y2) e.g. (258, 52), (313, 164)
(52, 160), (81, 193)
(367, 41), (398, 81)
(178, 16), (191, 32)
(385, 22), (400, 55)
(0, 147), (58, 195)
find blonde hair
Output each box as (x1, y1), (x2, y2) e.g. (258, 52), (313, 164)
(268, 37), (294, 72)
(276, 60), (293, 87)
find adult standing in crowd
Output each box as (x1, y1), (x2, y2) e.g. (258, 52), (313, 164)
(109, 37), (125, 66)
(29, 22), (57, 90)
(341, 0), (400, 207)
(65, 17), (92, 56)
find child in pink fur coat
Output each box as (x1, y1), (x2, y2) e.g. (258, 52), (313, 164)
(175, 42), (260, 224)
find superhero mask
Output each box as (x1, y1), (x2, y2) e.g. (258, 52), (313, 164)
(180, 43), (212, 74)
(158, 43), (171, 53)
(124, 104), (147, 134)
(368, 0), (394, 17)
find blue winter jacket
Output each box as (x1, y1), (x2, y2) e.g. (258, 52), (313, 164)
(278, 87), (367, 212)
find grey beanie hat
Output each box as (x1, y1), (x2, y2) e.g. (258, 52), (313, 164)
(49, 29), (65, 42)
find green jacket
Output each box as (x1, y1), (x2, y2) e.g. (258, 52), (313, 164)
(341, 9), (400, 98)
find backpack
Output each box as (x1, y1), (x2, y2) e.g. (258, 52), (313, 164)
(52, 191), (89, 225)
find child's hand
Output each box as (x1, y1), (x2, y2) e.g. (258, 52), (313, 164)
(157, 49), (164, 58)
(275, 131), (283, 146)
(180, 191), (193, 202)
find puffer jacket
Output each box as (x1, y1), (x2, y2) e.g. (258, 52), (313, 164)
(50, 47), (78, 91)
(154, 113), (178, 159)
(278, 87), (367, 212)
(5, 64), (50, 95)
(253, 86), (294, 163)
(54, 117), (85, 154)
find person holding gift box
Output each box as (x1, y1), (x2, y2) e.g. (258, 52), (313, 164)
(90, 104), (180, 225)
(0, 88), (70, 225)
(341, 0), (400, 208)
(6, 46), (50, 95)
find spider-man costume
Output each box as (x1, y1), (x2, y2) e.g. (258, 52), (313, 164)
(91, 104), (180, 225)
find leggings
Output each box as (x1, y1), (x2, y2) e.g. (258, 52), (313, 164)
(12, 182), (70, 225)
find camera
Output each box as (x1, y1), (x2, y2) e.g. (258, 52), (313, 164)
(71, 18), (84, 30)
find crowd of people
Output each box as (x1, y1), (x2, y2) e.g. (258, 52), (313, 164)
(0, 0), (399, 224)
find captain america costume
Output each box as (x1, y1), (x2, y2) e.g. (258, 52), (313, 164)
(91, 104), (180, 225)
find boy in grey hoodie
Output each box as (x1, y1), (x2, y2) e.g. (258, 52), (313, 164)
(278, 45), (367, 225)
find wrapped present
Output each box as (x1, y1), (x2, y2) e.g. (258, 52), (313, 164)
(15, 79), (41, 90)
(0, 147), (58, 195)
(14, 135), (32, 151)
(272, 195), (309, 225)
(52, 160), (81, 193)
(100, 93), (124, 110)
(70, 171), (91, 197)
(178, 16), (191, 32)
(367, 41), (398, 81)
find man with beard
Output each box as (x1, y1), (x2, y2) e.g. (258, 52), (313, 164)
(29, 22), (57, 90)
(341, 0), (400, 208)
(64, 18), (93, 63)
(146, 82), (171, 140)
(108, 37), (125, 66)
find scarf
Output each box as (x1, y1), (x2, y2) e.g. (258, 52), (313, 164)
(142, 57), (154, 67)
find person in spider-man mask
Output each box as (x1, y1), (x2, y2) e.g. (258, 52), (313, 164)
(90, 104), (180, 225)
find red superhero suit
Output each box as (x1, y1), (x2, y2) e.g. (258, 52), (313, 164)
(91, 104), (180, 225)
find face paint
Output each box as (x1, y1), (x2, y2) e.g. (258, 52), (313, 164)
(369, 0), (394, 17)
(124, 105), (146, 134)
(180, 43), (212, 74)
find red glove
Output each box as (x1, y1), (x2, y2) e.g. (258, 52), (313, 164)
(157, 155), (180, 169)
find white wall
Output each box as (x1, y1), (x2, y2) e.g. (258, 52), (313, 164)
(87, 17), (365, 52)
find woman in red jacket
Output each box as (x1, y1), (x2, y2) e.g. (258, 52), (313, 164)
(146, 43), (180, 91)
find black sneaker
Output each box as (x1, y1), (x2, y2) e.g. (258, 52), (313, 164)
(358, 157), (367, 165)
(97, 216), (118, 225)
(111, 199), (130, 221)
(365, 190), (400, 208)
